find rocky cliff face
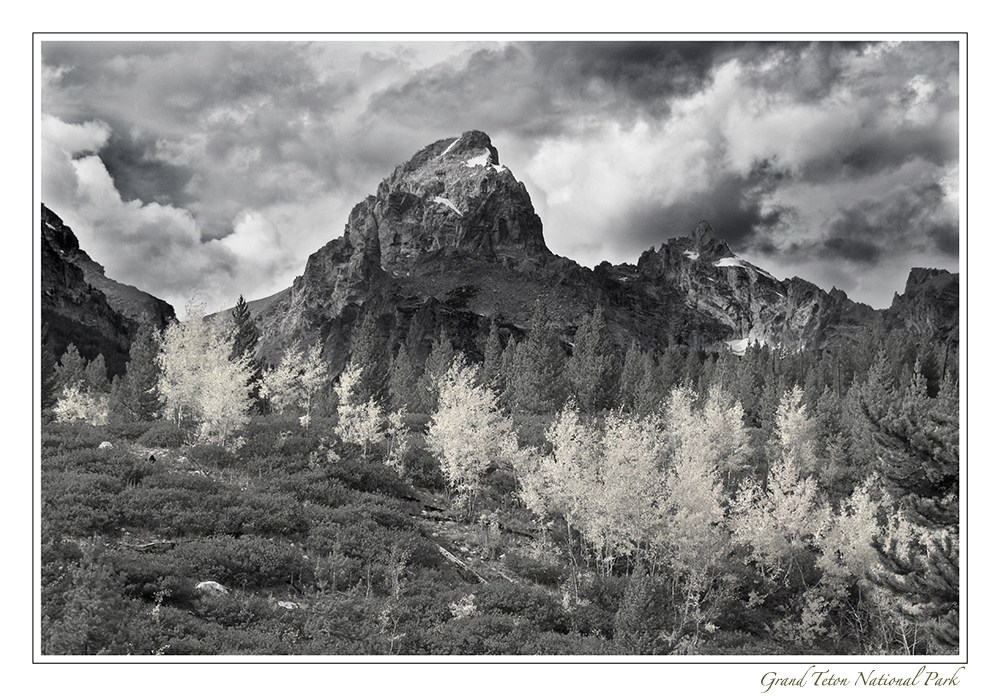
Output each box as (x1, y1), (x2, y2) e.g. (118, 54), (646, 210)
(249, 132), (957, 371)
(885, 268), (960, 347)
(41, 204), (175, 375)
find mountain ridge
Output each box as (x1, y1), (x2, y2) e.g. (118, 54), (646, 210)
(40, 203), (176, 376)
(246, 131), (958, 371)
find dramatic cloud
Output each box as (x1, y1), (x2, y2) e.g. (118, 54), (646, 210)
(39, 39), (961, 311)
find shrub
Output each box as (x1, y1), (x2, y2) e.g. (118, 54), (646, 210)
(172, 535), (313, 590)
(41, 422), (107, 453)
(104, 421), (158, 441)
(41, 470), (126, 537)
(185, 443), (237, 469)
(136, 421), (190, 448)
(503, 551), (567, 586)
(422, 613), (539, 655)
(474, 582), (570, 633)
(263, 471), (355, 509)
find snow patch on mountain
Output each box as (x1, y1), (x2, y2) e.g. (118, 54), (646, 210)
(440, 138), (460, 157)
(725, 338), (749, 356)
(715, 257), (744, 267)
(465, 152), (490, 168)
(433, 196), (464, 217)
(684, 251), (700, 261)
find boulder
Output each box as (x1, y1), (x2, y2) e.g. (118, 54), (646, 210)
(194, 580), (229, 598)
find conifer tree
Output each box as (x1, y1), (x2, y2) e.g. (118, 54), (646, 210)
(40, 325), (59, 411)
(229, 295), (263, 410)
(565, 306), (619, 413)
(618, 341), (659, 415)
(55, 344), (86, 393)
(388, 343), (419, 412)
(350, 311), (390, 404)
(478, 319), (504, 389)
(112, 314), (162, 422)
(83, 354), (110, 394)
(509, 300), (566, 414)
(418, 330), (455, 413)
(860, 355), (959, 653)
(497, 335), (518, 409)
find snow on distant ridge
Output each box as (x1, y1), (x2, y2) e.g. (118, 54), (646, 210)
(440, 138), (460, 157)
(465, 151), (506, 173)
(432, 196), (463, 217)
(715, 257), (744, 267)
(465, 153), (490, 168)
(684, 250), (700, 260)
(725, 338), (749, 356)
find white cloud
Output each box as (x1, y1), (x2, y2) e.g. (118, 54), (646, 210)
(41, 114), (110, 155)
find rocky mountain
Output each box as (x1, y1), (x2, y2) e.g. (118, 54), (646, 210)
(40, 204), (175, 376)
(249, 130), (958, 372)
(885, 267), (960, 348)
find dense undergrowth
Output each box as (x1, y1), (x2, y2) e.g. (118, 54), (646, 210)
(37, 413), (827, 657)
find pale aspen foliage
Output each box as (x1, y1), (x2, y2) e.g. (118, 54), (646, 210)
(261, 343), (328, 427)
(516, 404), (601, 528)
(520, 404), (670, 571)
(53, 384), (110, 426)
(731, 387), (830, 576)
(426, 362), (517, 516)
(816, 474), (885, 581)
(157, 299), (253, 447)
(334, 363), (385, 455)
(596, 412), (670, 562)
(659, 387), (730, 575)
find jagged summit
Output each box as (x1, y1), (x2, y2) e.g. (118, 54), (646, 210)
(671, 220), (735, 260)
(344, 130), (548, 268)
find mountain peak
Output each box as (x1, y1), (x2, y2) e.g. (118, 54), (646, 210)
(356, 132), (547, 267)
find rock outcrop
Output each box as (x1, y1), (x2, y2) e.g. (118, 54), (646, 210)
(885, 268), (960, 347)
(40, 204), (175, 375)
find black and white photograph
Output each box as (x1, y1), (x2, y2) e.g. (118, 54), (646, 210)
(33, 33), (965, 669)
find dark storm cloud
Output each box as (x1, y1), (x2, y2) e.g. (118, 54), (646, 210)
(40, 39), (961, 311)
(368, 42), (752, 137)
(822, 180), (954, 265)
(100, 120), (194, 207)
(621, 159), (792, 255)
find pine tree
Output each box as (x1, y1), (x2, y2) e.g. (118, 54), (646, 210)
(40, 325), (59, 411)
(229, 295), (263, 410)
(860, 355), (959, 653)
(618, 341), (659, 415)
(388, 343), (420, 412)
(112, 314), (163, 422)
(509, 300), (566, 414)
(418, 330), (455, 413)
(497, 336), (518, 410)
(55, 344), (86, 393)
(350, 311), (390, 404)
(83, 354), (110, 394)
(565, 306), (619, 413)
(478, 319), (504, 390)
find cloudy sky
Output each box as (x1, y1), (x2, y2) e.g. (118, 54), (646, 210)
(39, 39), (961, 313)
